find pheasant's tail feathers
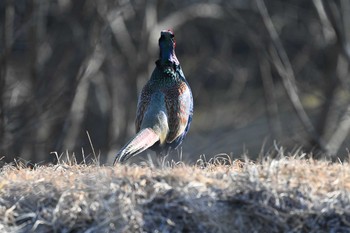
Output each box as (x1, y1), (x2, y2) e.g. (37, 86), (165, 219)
(113, 128), (159, 164)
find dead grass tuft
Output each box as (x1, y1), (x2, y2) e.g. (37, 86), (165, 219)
(1, 156), (350, 232)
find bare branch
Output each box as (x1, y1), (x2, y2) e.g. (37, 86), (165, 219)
(0, 0), (15, 149)
(314, 0), (350, 155)
(106, 8), (137, 66)
(256, 0), (327, 152)
(326, 105), (350, 155)
(259, 54), (282, 139)
(323, 53), (350, 155)
(148, 3), (225, 52)
(322, 1), (350, 62)
(313, 0), (336, 43)
(145, 0), (157, 32)
(61, 44), (106, 151)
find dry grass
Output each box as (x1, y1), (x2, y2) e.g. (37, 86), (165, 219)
(1, 155), (350, 232)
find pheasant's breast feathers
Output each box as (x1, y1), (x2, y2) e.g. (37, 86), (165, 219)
(135, 57), (193, 148)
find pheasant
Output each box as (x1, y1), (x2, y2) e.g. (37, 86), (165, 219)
(113, 30), (193, 164)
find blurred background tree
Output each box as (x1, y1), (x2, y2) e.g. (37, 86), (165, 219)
(1, 0), (350, 164)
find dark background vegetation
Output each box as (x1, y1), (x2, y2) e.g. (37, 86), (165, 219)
(1, 0), (350, 164)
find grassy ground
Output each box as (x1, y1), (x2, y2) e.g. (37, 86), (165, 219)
(1, 155), (350, 232)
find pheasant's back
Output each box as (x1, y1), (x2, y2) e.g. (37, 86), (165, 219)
(136, 62), (193, 150)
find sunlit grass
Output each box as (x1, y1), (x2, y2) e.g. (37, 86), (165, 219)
(1, 152), (350, 232)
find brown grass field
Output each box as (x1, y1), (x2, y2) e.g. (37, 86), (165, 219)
(1, 155), (350, 232)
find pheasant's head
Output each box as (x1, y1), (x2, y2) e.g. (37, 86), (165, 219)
(158, 30), (179, 65)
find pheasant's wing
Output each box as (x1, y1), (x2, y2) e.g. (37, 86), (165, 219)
(165, 81), (192, 143)
(135, 84), (152, 132)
